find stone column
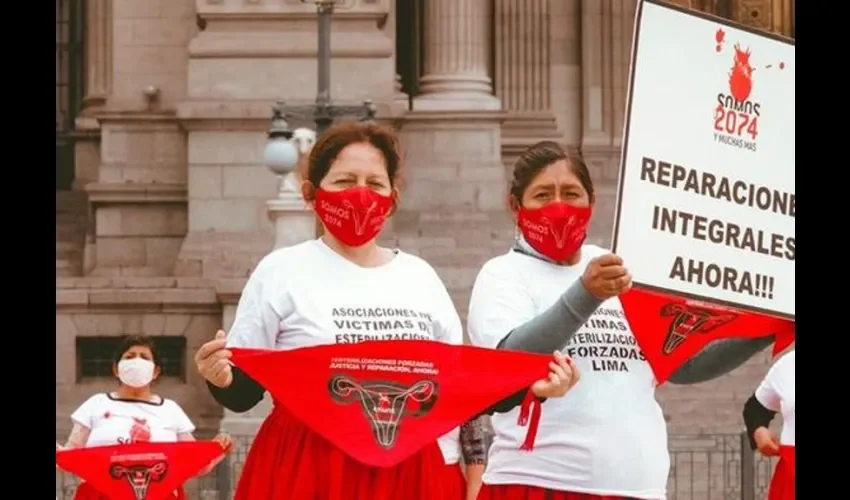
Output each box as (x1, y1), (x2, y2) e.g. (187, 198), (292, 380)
(176, 0), (396, 279)
(82, 0), (112, 109)
(73, 0), (113, 192)
(580, 0), (637, 244)
(494, 0), (562, 165)
(580, 0), (636, 155)
(399, 0), (507, 324)
(413, 0), (500, 110)
(390, 0), (409, 113)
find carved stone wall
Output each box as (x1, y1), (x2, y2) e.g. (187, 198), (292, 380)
(494, 0), (561, 166)
(175, 0), (398, 279)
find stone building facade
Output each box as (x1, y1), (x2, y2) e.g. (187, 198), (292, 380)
(56, 0), (795, 436)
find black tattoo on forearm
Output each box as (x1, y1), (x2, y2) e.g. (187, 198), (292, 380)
(460, 416), (493, 465)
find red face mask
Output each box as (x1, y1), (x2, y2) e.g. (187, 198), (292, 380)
(314, 187), (394, 247)
(517, 202), (592, 262)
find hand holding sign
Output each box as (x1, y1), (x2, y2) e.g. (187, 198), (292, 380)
(581, 254), (633, 300)
(531, 352), (580, 399)
(195, 330), (233, 388)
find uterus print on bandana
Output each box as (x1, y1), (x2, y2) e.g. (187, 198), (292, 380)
(619, 288), (795, 384)
(56, 442), (225, 500)
(230, 340), (553, 467)
(329, 375), (438, 449)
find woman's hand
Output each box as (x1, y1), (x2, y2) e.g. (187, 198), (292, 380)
(531, 352), (580, 399)
(753, 427), (780, 457)
(194, 330), (234, 388)
(56, 442), (65, 470)
(213, 432), (234, 453)
(581, 254), (632, 300)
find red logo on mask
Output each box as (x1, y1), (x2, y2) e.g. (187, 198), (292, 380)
(517, 202), (591, 262)
(314, 187), (393, 247)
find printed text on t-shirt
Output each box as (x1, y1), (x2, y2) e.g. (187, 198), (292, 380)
(332, 307), (435, 343)
(565, 307), (646, 372)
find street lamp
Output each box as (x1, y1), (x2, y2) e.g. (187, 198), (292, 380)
(263, 0), (379, 248)
(264, 0), (378, 195)
(263, 101), (300, 197)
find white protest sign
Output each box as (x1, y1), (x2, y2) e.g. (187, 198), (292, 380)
(611, 0), (795, 319)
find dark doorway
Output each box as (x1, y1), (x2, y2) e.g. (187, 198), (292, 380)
(56, 0), (84, 191)
(395, 0), (422, 104)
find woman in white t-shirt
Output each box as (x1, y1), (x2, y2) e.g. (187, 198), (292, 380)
(743, 350), (795, 500)
(193, 122), (576, 500)
(468, 141), (780, 500)
(57, 335), (232, 500)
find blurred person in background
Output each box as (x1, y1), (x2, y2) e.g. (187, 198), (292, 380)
(57, 335), (231, 500)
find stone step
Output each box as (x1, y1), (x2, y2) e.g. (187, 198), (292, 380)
(56, 212), (87, 225)
(56, 230), (85, 244)
(56, 241), (81, 258)
(56, 218), (86, 238)
(56, 190), (88, 214)
(56, 259), (81, 277)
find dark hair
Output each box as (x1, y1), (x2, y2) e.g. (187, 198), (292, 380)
(302, 121), (403, 189)
(112, 335), (160, 367)
(509, 141), (595, 204)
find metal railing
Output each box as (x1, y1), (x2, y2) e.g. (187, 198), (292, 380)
(56, 432), (777, 500)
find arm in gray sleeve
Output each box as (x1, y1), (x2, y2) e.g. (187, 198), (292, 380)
(498, 279), (603, 353)
(667, 335), (774, 385)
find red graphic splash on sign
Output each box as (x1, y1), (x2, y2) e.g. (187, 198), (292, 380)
(713, 28), (786, 102)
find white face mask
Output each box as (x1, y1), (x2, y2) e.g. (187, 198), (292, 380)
(117, 358), (155, 388)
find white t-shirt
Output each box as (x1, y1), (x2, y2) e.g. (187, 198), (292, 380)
(71, 393), (195, 448)
(467, 245), (668, 499)
(226, 238), (465, 464)
(755, 350), (795, 446)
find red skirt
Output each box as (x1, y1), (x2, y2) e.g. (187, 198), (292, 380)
(478, 484), (634, 500)
(767, 445), (795, 500)
(73, 481), (184, 500)
(234, 404), (466, 500)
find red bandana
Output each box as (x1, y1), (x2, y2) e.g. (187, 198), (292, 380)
(619, 288), (794, 384)
(768, 446), (795, 500)
(56, 442), (224, 500)
(230, 340), (553, 467)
